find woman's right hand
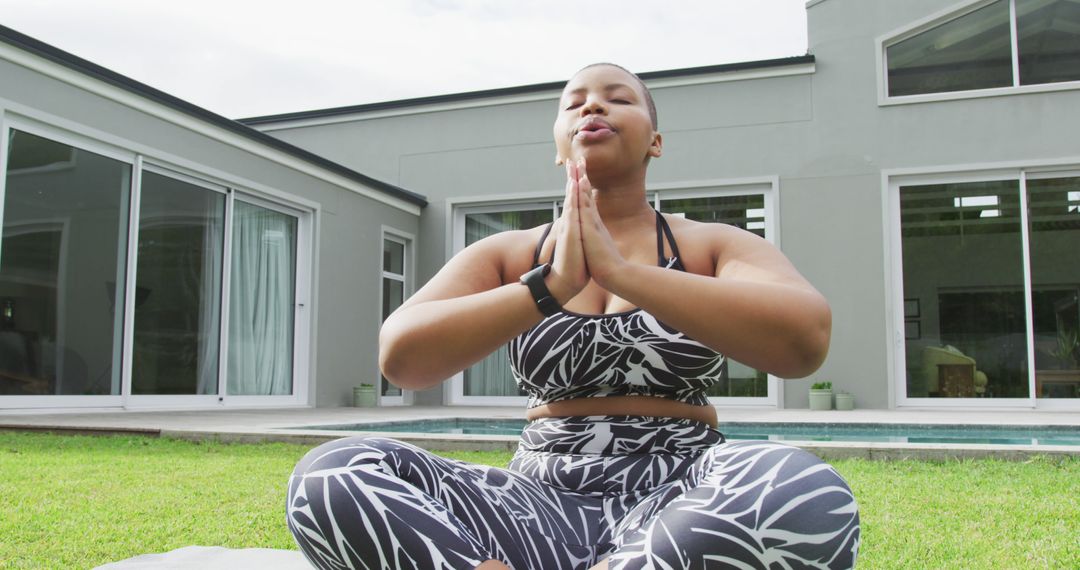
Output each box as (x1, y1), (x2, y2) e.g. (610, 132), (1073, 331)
(547, 161), (590, 304)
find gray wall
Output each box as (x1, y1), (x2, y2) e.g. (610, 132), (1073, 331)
(260, 0), (1080, 409)
(0, 56), (419, 407)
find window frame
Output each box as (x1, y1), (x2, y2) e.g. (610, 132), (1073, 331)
(220, 191), (312, 406)
(379, 228), (415, 406)
(877, 0), (1080, 106)
(885, 161), (1080, 411)
(0, 116), (134, 409)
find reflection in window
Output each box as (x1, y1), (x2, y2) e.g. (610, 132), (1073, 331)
(228, 201), (297, 396)
(659, 194), (769, 397)
(1, 130), (130, 396)
(888, 0), (1080, 96)
(660, 194), (767, 238)
(901, 180), (1029, 398)
(132, 171), (225, 395)
(1018, 0), (1080, 85)
(887, 0), (1013, 96)
(1027, 176), (1080, 398)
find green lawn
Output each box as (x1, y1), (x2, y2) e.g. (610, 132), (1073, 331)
(0, 432), (1076, 569)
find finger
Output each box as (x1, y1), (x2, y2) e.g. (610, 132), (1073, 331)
(576, 159), (602, 228)
(556, 158), (580, 250)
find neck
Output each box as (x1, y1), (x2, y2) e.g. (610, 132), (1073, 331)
(588, 167), (653, 227)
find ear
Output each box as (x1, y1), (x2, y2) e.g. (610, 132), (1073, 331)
(555, 154), (565, 166)
(648, 132), (663, 159)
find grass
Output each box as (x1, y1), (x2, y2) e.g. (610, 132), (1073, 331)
(0, 432), (1076, 569)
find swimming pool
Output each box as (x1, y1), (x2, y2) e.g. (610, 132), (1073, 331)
(289, 418), (1080, 447)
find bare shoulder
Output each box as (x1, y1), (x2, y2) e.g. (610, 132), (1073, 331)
(661, 214), (813, 289)
(461, 224), (550, 282)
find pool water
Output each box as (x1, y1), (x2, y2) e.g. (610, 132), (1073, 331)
(291, 418), (1080, 446)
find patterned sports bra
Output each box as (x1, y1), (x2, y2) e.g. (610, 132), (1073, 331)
(508, 211), (726, 409)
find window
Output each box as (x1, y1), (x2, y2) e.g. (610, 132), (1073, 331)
(885, 0), (1080, 97)
(381, 234), (409, 398)
(898, 173), (1080, 400)
(1, 130), (131, 396)
(1018, 0), (1080, 85)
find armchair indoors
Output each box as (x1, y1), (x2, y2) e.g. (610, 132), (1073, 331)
(921, 345), (988, 397)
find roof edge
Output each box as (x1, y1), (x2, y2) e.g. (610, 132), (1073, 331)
(239, 55), (816, 125)
(0, 24), (427, 207)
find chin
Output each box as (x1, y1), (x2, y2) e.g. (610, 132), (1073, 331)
(574, 147), (616, 169)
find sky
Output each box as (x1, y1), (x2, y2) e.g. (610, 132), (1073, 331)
(0, 0), (809, 119)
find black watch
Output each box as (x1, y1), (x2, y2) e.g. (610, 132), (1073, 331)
(520, 263), (560, 317)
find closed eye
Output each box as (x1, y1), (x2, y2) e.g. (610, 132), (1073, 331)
(610, 99), (630, 104)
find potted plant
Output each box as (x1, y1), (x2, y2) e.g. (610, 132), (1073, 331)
(353, 383), (377, 407)
(1051, 328), (1079, 370)
(809, 381), (833, 410)
(835, 390), (854, 411)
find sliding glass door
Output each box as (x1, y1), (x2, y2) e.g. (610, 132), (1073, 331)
(0, 129), (131, 398)
(896, 172), (1080, 405)
(1, 125), (310, 408)
(1026, 174), (1080, 401)
(227, 199), (298, 396)
(132, 170), (225, 395)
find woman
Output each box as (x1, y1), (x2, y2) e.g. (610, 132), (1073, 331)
(287, 63), (860, 570)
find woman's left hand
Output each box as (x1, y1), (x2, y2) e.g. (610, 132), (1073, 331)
(568, 158), (626, 287)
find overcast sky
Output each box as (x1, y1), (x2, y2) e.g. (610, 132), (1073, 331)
(0, 0), (808, 119)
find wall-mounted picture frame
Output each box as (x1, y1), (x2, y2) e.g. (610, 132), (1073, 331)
(904, 298), (920, 319)
(905, 320), (921, 340)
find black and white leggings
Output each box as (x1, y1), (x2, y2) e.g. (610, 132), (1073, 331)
(286, 416), (860, 569)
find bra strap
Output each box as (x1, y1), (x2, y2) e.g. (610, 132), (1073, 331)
(655, 211), (683, 266)
(533, 222), (555, 267)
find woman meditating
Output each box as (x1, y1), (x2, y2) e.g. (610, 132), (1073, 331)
(286, 63), (861, 569)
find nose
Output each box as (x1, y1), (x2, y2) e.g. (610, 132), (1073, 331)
(579, 95), (606, 116)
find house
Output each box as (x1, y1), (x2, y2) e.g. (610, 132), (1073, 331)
(1, 0), (1077, 412)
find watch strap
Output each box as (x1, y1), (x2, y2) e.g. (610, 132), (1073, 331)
(520, 263), (560, 317)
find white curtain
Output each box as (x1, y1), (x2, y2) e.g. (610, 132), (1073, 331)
(195, 199), (224, 395)
(228, 201), (295, 395)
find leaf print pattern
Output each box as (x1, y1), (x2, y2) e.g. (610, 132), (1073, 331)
(509, 310), (727, 409)
(286, 417), (860, 569)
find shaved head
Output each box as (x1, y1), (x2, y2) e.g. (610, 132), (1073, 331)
(574, 63), (657, 130)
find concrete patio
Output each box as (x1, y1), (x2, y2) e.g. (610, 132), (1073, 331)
(2, 405), (1078, 460)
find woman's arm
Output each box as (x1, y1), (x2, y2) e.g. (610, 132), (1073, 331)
(571, 161), (831, 379)
(600, 230), (832, 379)
(379, 165), (589, 390)
(378, 232), (548, 391)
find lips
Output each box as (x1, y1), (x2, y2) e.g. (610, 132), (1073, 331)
(574, 118), (615, 142)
